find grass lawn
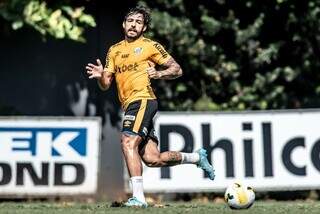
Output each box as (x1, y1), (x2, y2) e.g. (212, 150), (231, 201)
(0, 201), (319, 214)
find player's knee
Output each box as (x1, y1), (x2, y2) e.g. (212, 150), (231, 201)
(121, 135), (138, 151)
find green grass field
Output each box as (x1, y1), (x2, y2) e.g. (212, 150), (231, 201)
(0, 201), (319, 214)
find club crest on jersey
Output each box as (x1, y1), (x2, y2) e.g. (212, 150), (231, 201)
(134, 47), (143, 54)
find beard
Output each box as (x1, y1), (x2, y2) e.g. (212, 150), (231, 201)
(125, 29), (143, 40)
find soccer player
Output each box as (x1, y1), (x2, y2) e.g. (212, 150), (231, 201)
(86, 5), (215, 207)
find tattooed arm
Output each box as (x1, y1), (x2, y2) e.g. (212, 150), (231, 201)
(147, 57), (183, 80)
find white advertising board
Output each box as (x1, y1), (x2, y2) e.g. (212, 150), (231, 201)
(0, 117), (101, 195)
(142, 110), (320, 192)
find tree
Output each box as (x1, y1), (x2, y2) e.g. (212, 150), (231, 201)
(140, 0), (320, 111)
(0, 0), (96, 42)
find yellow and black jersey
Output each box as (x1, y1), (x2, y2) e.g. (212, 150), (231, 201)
(103, 36), (171, 110)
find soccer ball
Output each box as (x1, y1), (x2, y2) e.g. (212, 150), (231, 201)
(224, 182), (255, 209)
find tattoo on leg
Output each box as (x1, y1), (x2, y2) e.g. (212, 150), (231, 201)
(166, 151), (181, 165)
(168, 152), (179, 161)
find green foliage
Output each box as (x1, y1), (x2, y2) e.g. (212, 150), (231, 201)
(140, 0), (320, 111)
(0, 0), (96, 42)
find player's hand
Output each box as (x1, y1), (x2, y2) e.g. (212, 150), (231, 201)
(147, 67), (162, 79)
(86, 59), (104, 79)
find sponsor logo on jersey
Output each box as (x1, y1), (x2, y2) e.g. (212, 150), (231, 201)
(121, 54), (129, 58)
(124, 115), (136, 121)
(115, 63), (138, 73)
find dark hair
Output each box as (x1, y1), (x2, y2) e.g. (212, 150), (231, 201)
(124, 5), (151, 28)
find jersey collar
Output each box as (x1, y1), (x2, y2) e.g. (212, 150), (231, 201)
(125, 36), (144, 46)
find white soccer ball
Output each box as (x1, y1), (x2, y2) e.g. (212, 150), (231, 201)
(224, 182), (255, 209)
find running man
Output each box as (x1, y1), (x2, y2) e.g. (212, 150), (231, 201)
(86, 5), (215, 207)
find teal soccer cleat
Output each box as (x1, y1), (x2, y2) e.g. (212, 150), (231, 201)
(196, 149), (215, 180)
(123, 197), (148, 208)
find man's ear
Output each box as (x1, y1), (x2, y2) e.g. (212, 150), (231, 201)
(142, 25), (147, 32)
(122, 22), (125, 29)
